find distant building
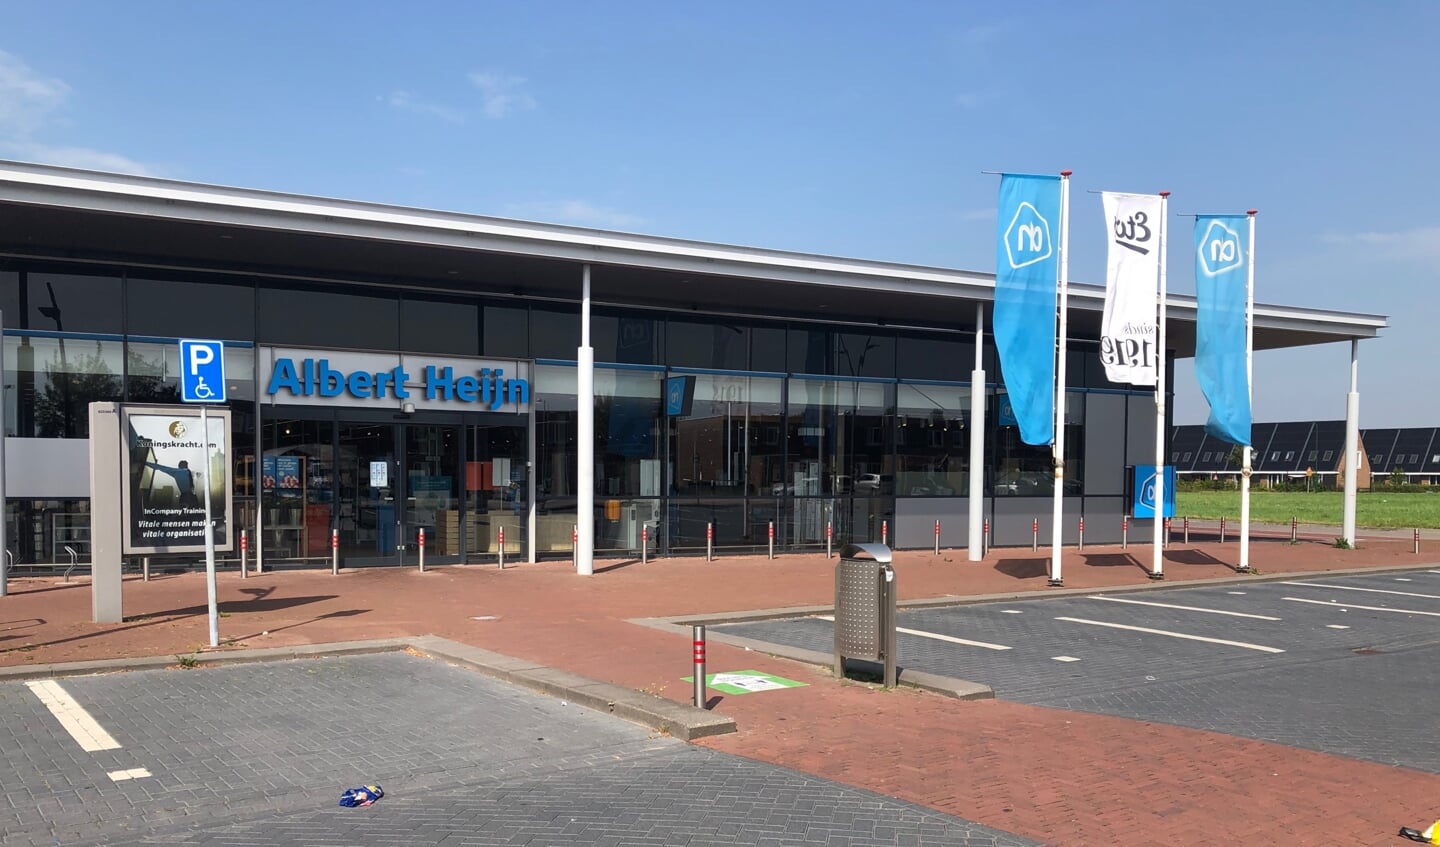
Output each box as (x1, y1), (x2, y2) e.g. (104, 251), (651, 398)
(1172, 423), (1440, 488)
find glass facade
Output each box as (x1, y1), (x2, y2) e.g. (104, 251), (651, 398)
(0, 259), (1159, 568)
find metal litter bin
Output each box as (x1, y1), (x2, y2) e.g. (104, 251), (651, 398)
(833, 542), (897, 688)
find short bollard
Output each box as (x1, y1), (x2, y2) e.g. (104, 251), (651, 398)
(572, 525), (578, 569)
(1184, 516), (1190, 544)
(1122, 516), (1129, 550)
(1163, 517), (1171, 548)
(239, 530), (249, 579)
(642, 524), (650, 564)
(1290, 516), (1298, 543)
(768, 521), (775, 560)
(933, 520), (941, 556)
(1032, 517), (1039, 552)
(826, 521), (833, 558)
(983, 518), (990, 557)
(881, 519), (888, 546)
(331, 528), (339, 575)
(1078, 516), (1085, 550)
(692, 625), (707, 709)
(418, 527), (426, 573)
(498, 526), (506, 570)
(1415, 528), (1421, 555)
(706, 522), (714, 562)
(143, 556), (150, 582)
(1220, 516), (1227, 544)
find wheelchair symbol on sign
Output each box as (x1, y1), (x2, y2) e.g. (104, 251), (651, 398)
(192, 378), (217, 400)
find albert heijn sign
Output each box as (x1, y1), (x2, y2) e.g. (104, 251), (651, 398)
(261, 347), (531, 413)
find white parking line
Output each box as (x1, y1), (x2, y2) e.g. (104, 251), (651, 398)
(108, 768), (152, 782)
(815, 616), (1011, 650)
(1278, 582), (1440, 600)
(1054, 617), (1285, 653)
(1326, 624), (1350, 629)
(25, 680), (122, 752)
(1052, 656), (1081, 662)
(1282, 597), (1440, 617)
(1092, 596), (1280, 620)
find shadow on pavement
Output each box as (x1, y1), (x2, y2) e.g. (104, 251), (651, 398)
(993, 557), (1048, 580)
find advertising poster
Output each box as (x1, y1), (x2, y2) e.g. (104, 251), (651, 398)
(121, 406), (234, 554)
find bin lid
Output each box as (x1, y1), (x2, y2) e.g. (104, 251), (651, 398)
(838, 542), (892, 564)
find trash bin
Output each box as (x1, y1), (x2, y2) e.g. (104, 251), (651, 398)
(833, 542), (897, 688)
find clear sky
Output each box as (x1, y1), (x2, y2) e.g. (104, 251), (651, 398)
(2, 2), (1435, 427)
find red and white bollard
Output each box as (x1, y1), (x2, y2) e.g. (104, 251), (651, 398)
(1078, 516), (1085, 550)
(240, 529), (249, 579)
(1220, 516), (1227, 544)
(498, 525), (506, 570)
(881, 519), (888, 547)
(934, 519), (941, 556)
(983, 518), (990, 556)
(1290, 516), (1298, 543)
(1163, 517), (1171, 548)
(1183, 516), (1190, 544)
(1032, 517), (1039, 551)
(1415, 528), (1421, 555)
(331, 528), (339, 575)
(573, 525), (579, 569)
(767, 520), (775, 560)
(642, 523), (650, 564)
(1122, 516), (1129, 551)
(418, 527), (426, 573)
(826, 521), (833, 558)
(692, 625), (707, 709)
(706, 522), (714, 562)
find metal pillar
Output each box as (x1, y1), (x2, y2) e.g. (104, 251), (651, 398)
(576, 264), (595, 575)
(968, 302), (986, 562)
(1342, 339), (1360, 547)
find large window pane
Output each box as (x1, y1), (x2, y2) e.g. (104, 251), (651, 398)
(400, 295), (478, 355)
(530, 306), (579, 359)
(1, 267), (19, 328)
(674, 374), (781, 496)
(751, 324), (787, 373)
(127, 275), (255, 340)
(593, 312), (662, 366)
(897, 334), (975, 382)
(257, 284), (398, 349)
(785, 378), (891, 496)
(8, 336), (124, 437)
(834, 332), (894, 379)
(667, 318), (749, 370)
(788, 326), (830, 375)
(993, 390), (1083, 496)
(482, 303), (529, 357)
(895, 383), (969, 496)
(27, 271), (123, 334)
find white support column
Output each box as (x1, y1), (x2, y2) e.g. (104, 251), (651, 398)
(1239, 210), (1257, 572)
(527, 382), (538, 565)
(576, 265), (596, 575)
(968, 302), (986, 562)
(1342, 339), (1360, 547)
(0, 308), (7, 597)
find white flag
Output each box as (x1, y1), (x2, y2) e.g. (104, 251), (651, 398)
(1100, 192), (1163, 385)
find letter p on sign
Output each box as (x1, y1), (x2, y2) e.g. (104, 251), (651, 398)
(179, 339), (227, 403)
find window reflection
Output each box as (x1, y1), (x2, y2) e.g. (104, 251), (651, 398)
(992, 390), (1084, 495)
(7, 336), (124, 438)
(895, 384), (969, 496)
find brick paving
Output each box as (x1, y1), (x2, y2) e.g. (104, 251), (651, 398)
(3, 532), (1439, 845)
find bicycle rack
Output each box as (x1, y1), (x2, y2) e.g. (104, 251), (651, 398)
(62, 545), (79, 582)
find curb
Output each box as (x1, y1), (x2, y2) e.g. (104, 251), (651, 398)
(0, 636), (736, 743)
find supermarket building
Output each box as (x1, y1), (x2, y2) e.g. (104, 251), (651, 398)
(0, 161), (1387, 570)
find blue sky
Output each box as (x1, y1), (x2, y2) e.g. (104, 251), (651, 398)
(2, 1), (1436, 427)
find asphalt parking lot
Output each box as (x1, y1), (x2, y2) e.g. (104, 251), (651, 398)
(1, 651), (1038, 847)
(721, 568), (1440, 773)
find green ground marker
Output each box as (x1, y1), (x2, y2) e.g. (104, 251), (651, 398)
(682, 669), (807, 695)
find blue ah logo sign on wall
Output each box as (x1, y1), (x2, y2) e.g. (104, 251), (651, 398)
(1133, 465), (1176, 519)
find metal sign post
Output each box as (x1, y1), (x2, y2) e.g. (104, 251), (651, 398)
(179, 339), (226, 649)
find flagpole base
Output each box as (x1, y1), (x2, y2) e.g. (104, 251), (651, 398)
(1148, 571), (1164, 581)
(1234, 565), (1251, 574)
(1047, 577), (1064, 587)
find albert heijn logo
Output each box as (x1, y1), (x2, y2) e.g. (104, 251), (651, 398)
(1197, 219), (1244, 277)
(1112, 208), (1154, 255)
(1003, 201), (1053, 270)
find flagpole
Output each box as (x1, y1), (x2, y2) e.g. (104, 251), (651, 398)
(1147, 192), (1170, 579)
(1049, 171), (1071, 587)
(1239, 210), (1257, 572)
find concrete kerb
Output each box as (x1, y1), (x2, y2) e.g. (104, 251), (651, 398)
(0, 635), (737, 743)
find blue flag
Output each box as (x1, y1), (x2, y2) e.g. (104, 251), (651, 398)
(1194, 215), (1251, 446)
(994, 174), (1061, 446)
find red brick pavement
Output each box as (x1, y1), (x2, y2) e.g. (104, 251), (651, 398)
(3, 534), (1437, 846)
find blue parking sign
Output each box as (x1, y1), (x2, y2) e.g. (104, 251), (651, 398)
(179, 339), (227, 403)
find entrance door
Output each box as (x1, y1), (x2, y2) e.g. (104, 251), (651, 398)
(337, 423), (401, 565)
(402, 424), (461, 564)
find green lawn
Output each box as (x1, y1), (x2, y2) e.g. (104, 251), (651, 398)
(1175, 490), (1440, 529)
